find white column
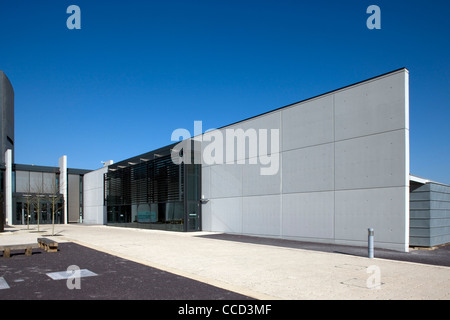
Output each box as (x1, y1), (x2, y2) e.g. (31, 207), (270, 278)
(403, 70), (410, 252)
(59, 155), (68, 224)
(5, 149), (12, 225)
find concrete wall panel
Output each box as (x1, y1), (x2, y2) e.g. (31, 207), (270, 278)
(201, 165), (211, 199)
(282, 143), (334, 193)
(83, 167), (107, 225)
(282, 192), (334, 239)
(242, 159), (281, 196)
(201, 69), (410, 251)
(335, 187), (407, 250)
(202, 112), (280, 166)
(209, 163), (242, 199)
(234, 112), (280, 164)
(334, 72), (407, 141)
(242, 195), (281, 236)
(209, 197), (242, 233)
(201, 128), (226, 168)
(335, 130), (407, 190)
(282, 95), (334, 151)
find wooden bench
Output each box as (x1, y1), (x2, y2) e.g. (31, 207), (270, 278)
(1, 243), (39, 258)
(37, 238), (59, 252)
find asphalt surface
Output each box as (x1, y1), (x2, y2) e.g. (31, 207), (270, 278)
(198, 233), (450, 267)
(0, 242), (253, 300)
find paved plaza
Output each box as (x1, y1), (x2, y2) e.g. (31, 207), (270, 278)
(0, 224), (449, 300)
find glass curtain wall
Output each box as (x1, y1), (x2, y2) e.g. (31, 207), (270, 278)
(105, 150), (201, 232)
(12, 170), (64, 225)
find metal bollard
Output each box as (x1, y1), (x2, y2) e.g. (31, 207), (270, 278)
(368, 228), (374, 258)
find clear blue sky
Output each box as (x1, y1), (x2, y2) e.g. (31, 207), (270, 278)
(0, 0), (449, 184)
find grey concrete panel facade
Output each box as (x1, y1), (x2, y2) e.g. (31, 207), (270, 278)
(282, 95), (334, 151)
(201, 69), (410, 251)
(282, 143), (334, 193)
(334, 130), (407, 190)
(282, 191), (335, 240)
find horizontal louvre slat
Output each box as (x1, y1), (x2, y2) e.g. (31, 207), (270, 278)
(105, 155), (185, 206)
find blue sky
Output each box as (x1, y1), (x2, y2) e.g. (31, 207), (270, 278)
(0, 0), (449, 184)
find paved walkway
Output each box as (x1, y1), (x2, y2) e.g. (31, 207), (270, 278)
(1, 224), (449, 300)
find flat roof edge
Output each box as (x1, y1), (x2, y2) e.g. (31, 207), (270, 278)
(14, 163), (91, 175)
(213, 67), (409, 132)
(109, 67), (410, 168)
(410, 174), (449, 186)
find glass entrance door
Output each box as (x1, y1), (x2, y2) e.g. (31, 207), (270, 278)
(187, 201), (200, 231)
(32, 201), (50, 224)
(15, 199), (64, 225)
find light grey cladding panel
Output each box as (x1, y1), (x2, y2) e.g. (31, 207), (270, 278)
(242, 158), (281, 196)
(282, 143), (334, 193)
(83, 167), (107, 224)
(281, 95), (334, 151)
(201, 129), (220, 168)
(334, 71), (407, 141)
(200, 166), (212, 231)
(209, 197), (242, 233)
(221, 111), (281, 163)
(201, 69), (410, 251)
(335, 130), (407, 190)
(201, 165), (211, 199)
(209, 163), (242, 199)
(200, 199), (212, 231)
(335, 187), (407, 246)
(242, 195), (281, 236)
(281, 191), (334, 239)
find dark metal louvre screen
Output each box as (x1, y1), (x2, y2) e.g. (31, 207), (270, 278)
(105, 155), (183, 206)
(132, 162), (148, 204)
(153, 155), (183, 203)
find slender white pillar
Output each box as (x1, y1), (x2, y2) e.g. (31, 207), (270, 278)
(5, 149), (12, 225)
(403, 70), (410, 252)
(59, 155), (68, 224)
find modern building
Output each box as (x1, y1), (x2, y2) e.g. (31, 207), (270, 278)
(102, 142), (201, 232)
(0, 71), (90, 229)
(0, 71), (14, 232)
(2, 68), (450, 251)
(12, 162), (90, 226)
